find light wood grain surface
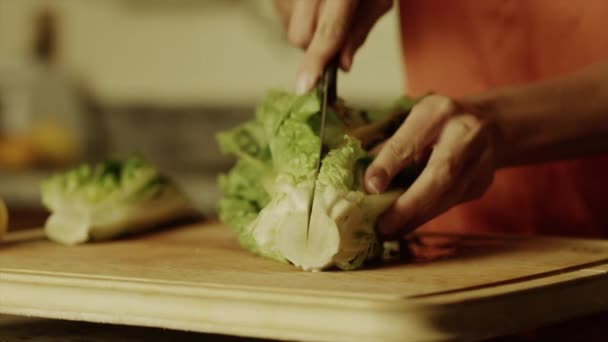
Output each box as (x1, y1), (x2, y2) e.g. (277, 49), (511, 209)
(1, 221), (607, 341)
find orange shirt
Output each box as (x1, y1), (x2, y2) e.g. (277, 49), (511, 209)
(398, 0), (608, 238)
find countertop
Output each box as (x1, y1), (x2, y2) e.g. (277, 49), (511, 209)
(3, 206), (608, 342)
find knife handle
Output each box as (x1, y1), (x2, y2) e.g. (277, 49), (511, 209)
(326, 58), (339, 104)
(348, 93), (431, 149)
(349, 109), (411, 150)
(316, 57), (340, 104)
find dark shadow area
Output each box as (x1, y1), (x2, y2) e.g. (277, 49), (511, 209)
(2, 311), (608, 342)
(5, 207), (49, 231)
(112, 214), (206, 243)
(486, 309), (608, 342)
(365, 231), (557, 272)
(0, 315), (274, 342)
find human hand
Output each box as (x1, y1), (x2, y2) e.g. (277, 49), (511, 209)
(364, 95), (498, 238)
(273, 0), (393, 94)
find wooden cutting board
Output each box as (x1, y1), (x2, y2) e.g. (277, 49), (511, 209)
(1, 221), (607, 342)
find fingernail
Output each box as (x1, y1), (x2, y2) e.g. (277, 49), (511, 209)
(341, 55), (352, 72)
(343, 59), (352, 72)
(296, 72), (313, 95)
(367, 173), (387, 194)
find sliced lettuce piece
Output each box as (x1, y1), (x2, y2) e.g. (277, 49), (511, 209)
(41, 157), (198, 245)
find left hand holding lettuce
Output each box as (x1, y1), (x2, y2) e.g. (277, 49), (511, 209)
(364, 95), (495, 239)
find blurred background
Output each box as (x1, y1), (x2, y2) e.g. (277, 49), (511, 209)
(0, 0), (405, 227)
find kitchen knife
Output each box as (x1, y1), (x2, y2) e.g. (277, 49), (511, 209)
(305, 59), (339, 239)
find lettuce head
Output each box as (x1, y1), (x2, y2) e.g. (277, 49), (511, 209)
(217, 90), (411, 271)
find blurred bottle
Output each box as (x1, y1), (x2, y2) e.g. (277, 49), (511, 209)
(0, 8), (85, 169)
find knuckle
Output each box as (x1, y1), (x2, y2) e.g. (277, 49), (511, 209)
(458, 115), (496, 157)
(387, 139), (411, 162)
(316, 20), (343, 46)
(410, 94), (457, 125)
(455, 114), (477, 130)
(288, 29), (312, 49)
(433, 95), (457, 115)
(421, 94), (457, 117)
(454, 114), (482, 135)
(431, 159), (458, 193)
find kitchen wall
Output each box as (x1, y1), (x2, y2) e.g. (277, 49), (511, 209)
(0, 0), (406, 107)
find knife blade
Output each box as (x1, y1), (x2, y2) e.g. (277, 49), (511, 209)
(305, 59), (339, 239)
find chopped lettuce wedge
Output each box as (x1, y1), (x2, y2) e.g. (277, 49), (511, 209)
(41, 157), (198, 245)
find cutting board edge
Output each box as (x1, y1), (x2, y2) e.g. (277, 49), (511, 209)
(1, 266), (608, 342)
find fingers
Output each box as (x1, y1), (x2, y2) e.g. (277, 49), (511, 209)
(377, 114), (488, 237)
(340, 0), (393, 71)
(365, 95), (457, 194)
(287, 0), (321, 49)
(296, 0), (359, 94)
(274, 0), (295, 30)
(368, 141), (386, 157)
(287, 0), (392, 92)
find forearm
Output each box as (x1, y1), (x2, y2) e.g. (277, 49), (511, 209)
(462, 61), (608, 168)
